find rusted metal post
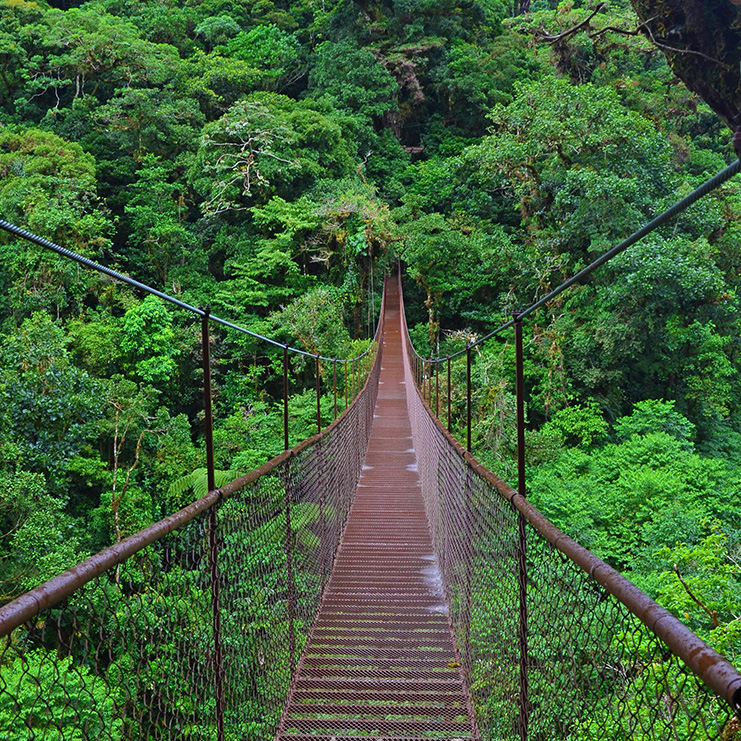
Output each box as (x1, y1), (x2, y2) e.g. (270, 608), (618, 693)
(333, 360), (338, 420)
(513, 312), (529, 741)
(447, 356), (452, 431)
(284, 462), (296, 673)
(201, 308), (216, 493)
(316, 354), (322, 434)
(463, 467), (472, 684)
(435, 359), (440, 418)
(280, 344), (295, 672)
(318, 436), (327, 588)
(283, 345), (289, 452)
(466, 345), (472, 453)
(201, 307), (225, 741)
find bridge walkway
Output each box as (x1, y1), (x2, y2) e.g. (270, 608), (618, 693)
(275, 278), (477, 740)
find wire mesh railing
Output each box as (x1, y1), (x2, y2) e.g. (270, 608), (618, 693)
(0, 335), (382, 740)
(400, 205), (741, 741)
(0, 234), (385, 739)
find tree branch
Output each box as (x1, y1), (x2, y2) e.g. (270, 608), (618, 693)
(587, 18), (655, 40)
(535, 3), (607, 44)
(673, 564), (720, 628)
(639, 22), (732, 70)
(536, 6), (732, 71)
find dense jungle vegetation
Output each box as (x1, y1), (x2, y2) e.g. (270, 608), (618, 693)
(0, 0), (739, 702)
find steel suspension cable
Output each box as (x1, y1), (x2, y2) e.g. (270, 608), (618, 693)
(0, 218), (380, 363)
(425, 157), (741, 362)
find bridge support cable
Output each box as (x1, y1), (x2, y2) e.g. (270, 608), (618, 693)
(0, 218), (384, 363)
(436, 156), (741, 361)
(0, 280), (385, 738)
(400, 276), (741, 738)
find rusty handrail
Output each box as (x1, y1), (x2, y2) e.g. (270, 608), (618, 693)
(0, 281), (387, 640)
(398, 272), (741, 719)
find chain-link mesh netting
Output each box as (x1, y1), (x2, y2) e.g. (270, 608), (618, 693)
(0, 327), (382, 740)
(401, 286), (741, 741)
(0, 508), (217, 739)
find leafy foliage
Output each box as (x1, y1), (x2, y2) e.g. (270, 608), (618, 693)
(1, 0), (741, 731)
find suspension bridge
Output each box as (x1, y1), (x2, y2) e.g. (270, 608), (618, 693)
(1, 157), (741, 740)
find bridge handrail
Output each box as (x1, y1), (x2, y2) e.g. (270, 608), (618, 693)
(0, 218), (381, 364)
(399, 272), (741, 722)
(0, 283), (386, 639)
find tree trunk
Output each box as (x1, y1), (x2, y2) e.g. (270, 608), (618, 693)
(629, 0), (741, 128)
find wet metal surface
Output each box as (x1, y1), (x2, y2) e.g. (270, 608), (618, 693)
(276, 279), (476, 740)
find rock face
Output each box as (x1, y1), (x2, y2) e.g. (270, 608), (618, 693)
(629, 0), (741, 129)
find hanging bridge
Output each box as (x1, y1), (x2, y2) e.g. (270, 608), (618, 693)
(1, 157), (741, 741)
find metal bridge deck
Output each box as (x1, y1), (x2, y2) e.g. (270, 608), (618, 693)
(276, 280), (476, 739)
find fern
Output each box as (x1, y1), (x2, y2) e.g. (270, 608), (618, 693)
(167, 467), (236, 501)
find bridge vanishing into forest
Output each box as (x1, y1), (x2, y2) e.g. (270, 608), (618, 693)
(2, 157), (741, 741)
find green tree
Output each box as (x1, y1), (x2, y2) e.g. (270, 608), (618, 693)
(0, 0), (43, 105)
(194, 15), (240, 51)
(0, 127), (111, 318)
(272, 285), (353, 358)
(439, 32), (545, 134)
(192, 92), (357, 214)
(0, 312), (101, 493)
(614, 399), (696, 444)
(530, 404), (740, 572)
(123, 155), (196, 284)
(19, 8), (179, 112)
(120, 296), (179, 386)
(0, 471), (83, 599)
(477, 76), (673, 254)
(226, 24), (301, 91)
(308, 41), (398, 119)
